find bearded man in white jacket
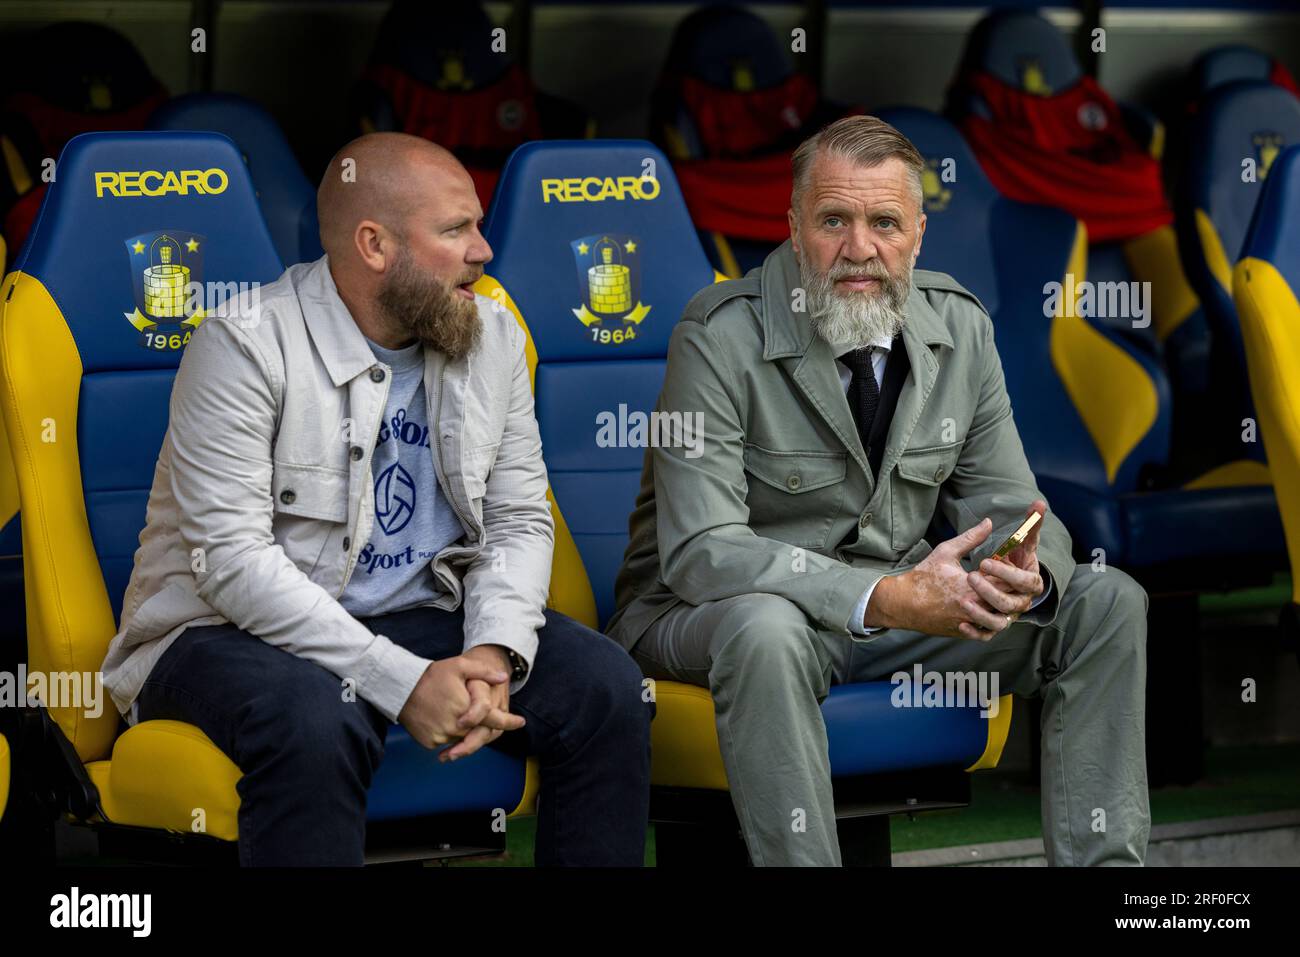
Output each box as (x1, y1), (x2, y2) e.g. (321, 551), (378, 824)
(101, 133), (652, 866)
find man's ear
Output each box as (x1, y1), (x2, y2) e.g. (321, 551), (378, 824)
(353, 219), (393, 275)
(911, 212), (927, 266)
(787, 207), (799, 254)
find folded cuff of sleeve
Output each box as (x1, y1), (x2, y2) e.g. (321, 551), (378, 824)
(464, 622), (541, 695)
(820, 566), (888, 635)
(356, 634), (431, 723)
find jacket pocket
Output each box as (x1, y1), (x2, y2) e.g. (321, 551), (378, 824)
(271, 462), (348, 575)
(271, 462), (349, 522)
(891, 442), (961, 551)
(742, 444), (847, 549)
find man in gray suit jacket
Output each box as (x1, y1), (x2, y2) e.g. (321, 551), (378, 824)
(607, 115), (1150, 866)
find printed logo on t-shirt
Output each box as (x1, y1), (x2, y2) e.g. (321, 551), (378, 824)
(374, 461), (416, 534)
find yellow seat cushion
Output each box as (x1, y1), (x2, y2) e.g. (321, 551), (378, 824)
(85, 719), (544, 838)
(649, 681), (730, 790)
(86, 720), (242, 841)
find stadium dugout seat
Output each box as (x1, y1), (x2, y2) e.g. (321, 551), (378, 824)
(651, 3), (851, 278)
(0, 130), (537, 864)
(1177, 80), (1300, 475)
(946, 10), (1216, 481)
(880, 106), (1287, 784)
(1190, 45), (1299, 101)
(149, 93), (324, 266)
(475, 138), (1013, 864)
(0, 21), (166, 256)
(1234, 145), (1300, 655)
(356, 0), (592, 212)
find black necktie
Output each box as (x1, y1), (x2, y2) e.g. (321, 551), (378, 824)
(839, 347), (879, 453)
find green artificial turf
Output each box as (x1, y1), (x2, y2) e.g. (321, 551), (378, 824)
(1198, 574), (1292, 616)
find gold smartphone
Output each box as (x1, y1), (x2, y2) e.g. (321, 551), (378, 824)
(991, 511), (1042, 560)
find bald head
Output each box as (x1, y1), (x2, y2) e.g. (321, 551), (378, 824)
(316, 132), (473, 259)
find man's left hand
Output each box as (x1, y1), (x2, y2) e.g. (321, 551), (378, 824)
(441, 644), (523, 763)
(964, 499), (1048, 640)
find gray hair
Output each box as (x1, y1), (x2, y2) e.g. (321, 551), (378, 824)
(791, 115), (926, 220)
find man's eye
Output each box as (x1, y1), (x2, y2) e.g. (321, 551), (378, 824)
(824, 216), (843, 228)
(877, 218), (896, 230)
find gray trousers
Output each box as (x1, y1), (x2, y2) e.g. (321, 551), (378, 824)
(632, 564), (1151, 866)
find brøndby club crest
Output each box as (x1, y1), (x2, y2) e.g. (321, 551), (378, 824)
(1253, 132), (1285, 181)
(123, 230), (207, 351)
(570, 233), (650, 346)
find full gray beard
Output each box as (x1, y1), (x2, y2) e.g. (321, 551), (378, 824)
(799, 255), (912, 347)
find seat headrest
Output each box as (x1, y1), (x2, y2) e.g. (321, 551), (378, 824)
(1243, 145), (1300, 291)
(1185, 80), (1300, 262)
(483, 139), (715, 362)
(1191, 45), (1299, 101)
(875, 107), (1000, 313)
(149, 93), (319, 264)
(1193, 45), (1278, 95)
(664, 4), (792, 90)
(959, 10), (1081, 95)
(3, 21), (162, 118)
(369, 0), (511, 90)
(13, 130), (283, 373)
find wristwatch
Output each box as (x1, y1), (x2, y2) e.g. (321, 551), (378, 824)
(504, 648), (529, 682)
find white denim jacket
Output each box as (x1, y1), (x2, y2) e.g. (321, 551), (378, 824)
(101, 255), (554, 723)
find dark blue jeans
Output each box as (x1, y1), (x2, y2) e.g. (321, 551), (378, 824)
(135, 605), (653, 866)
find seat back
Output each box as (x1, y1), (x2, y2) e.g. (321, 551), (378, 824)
(878, 107), (1170, 500)
(0, 132), (283, 760)
(949, 9), (1171, 244)
(476, 141), (719, 625)
(1235, 145), (1300, 604)
(1178, 80), (1300, 460)
(149, 93), (323, 265)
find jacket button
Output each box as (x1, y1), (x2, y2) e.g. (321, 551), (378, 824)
(933, 467), (944, 481)
(350, 445), (363, 461)
(370, 367), (385, 382)
(280, 489), (296, 505)
(859, 512), (872, 529)
(342, 536), (350, 550)
(787, 474), (801, 490)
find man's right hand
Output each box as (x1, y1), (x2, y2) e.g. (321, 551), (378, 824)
(865, 518), (1016, 640)
(397, 656), (522, 749)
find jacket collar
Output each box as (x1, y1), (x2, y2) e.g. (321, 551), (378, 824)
(297, 254), (388, 388)
(758, 239), (954, 361)
(759, 239), (953, 489)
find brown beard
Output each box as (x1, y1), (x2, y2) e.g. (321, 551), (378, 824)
(376, 249), (483, 360)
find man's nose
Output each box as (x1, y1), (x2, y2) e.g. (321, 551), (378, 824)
(469, 230), (493, 266)
(842, 222), (879, 262)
